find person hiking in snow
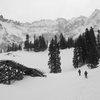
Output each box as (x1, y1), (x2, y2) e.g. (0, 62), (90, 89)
(78, 69), (81, 76)
(84, 71), (88, 78)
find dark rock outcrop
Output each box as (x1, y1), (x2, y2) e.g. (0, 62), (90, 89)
(0, 60), (46, 85)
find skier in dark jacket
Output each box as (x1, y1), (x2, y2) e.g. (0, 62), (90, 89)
(78, 69), (81, 76)
(84, 71), (88, 78)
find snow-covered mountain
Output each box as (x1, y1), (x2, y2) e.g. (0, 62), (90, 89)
(0, 9), (100, 51)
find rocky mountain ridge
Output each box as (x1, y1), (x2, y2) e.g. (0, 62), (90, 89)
(0, 9), (100, 51)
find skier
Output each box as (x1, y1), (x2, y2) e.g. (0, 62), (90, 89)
(84, 71), (88, 78)
(78, 69), (81, 76)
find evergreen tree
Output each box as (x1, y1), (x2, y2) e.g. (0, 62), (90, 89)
(24, 34), (30, 51)
(89, 27), (96, 45)
(78, 34), (87, 64)
(67, 37), (74, 48)
(73, 47), (79, 68)
(41, 35), (47, 51)
(34, 34), (36, 41)
(73, 35), (84, 68)
(29, 41), (33, 51)
(59, 33), (67, 49)
(33, 35), (47, 52)
(7, 45), (11, 52)
(48, 36), (61, 73)
(7, 43), (20, 52)
(97, 30), (100, 54)
(18, 44), (22, 50)
(34, 38), (40, 52)
(73, 27), (99, 69)
(84, 28), (99, 68)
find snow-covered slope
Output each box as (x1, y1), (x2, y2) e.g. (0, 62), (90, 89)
(0, 60), (100, 100)
(0, 48), (100, 100)
(0, 49), (74, 73)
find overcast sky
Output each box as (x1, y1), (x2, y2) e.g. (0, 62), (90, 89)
(0, 0), (99, 22)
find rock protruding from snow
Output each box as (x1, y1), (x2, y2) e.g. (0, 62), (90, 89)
(0, 60), (46, 85)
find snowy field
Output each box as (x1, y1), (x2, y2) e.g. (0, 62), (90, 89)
(0, 49), (100, 100)
(0, 49), (74, 73)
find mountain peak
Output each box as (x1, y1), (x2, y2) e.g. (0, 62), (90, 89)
(86, 9), (100, 25)
(90, 9), (100, 18)
(94, 9), (100, 13)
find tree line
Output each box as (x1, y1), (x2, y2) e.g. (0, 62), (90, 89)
(48, 34), (75, 73)
(5, 27), (100, 73)
(24, 34), (48, 52)
(48, 27), (100, 73)
(24, 33), (75, 52)
(73, 27), (100, 69)
(7, 43), (22, 52)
